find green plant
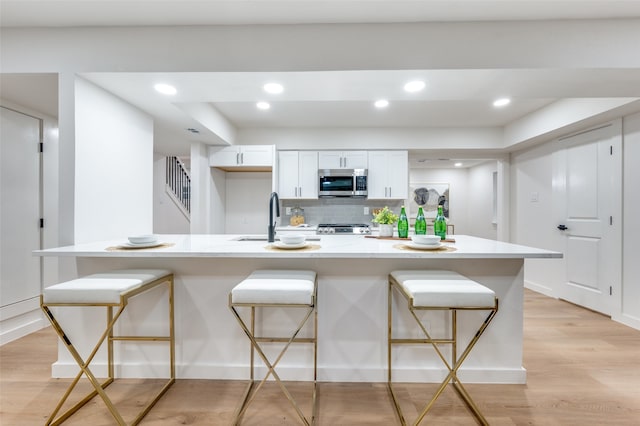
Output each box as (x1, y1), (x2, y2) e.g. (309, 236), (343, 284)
(372, 206), (399, 225)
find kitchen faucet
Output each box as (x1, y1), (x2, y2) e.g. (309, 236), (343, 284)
(268, 192), (280, 243)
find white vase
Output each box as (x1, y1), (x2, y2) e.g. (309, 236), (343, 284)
(379, 224), (394, 237)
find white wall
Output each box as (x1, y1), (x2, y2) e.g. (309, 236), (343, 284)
(224, 172), (273, 234)
(153, 155), (190, 234)
(620, 111), (640, 329)
(74, 77), (154, 242)
(238, 127), (503, 151)
(467, 161), (498, 240)
(510, 140), (564, 296)
(510, 113), (640, 330)
(409, 168), (469, 235)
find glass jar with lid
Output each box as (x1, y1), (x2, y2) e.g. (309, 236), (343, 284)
(289, 206), (305, 226)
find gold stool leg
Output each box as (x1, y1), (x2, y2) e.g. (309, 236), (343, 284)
(387, 278), (498, 426)
(41, 275), (175, 426)
(230, 303), (316, 425)
(413, 306), (498, 426)
(42, 303), (127, 425)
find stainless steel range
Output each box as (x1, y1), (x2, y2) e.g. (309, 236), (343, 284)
(317, 223), (371, 235)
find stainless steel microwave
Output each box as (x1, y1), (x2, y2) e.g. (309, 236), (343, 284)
(318, 169), (368, 198)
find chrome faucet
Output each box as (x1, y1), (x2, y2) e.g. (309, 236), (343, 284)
(268, 192), (280, 243)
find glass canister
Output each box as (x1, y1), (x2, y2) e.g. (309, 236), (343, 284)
(290, 206), (305, 226)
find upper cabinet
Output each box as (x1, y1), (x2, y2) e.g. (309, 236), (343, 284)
(367, 151), (408, 199)
(318, 151), (367, 169)
(209, 145), (274, 171)
(278, 151), (318, 199)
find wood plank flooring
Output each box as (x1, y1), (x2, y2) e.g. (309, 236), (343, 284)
(1, 290), (639, 425)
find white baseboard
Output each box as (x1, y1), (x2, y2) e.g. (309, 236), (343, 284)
(0, 316), (47, 346)
(612, 313), (640, 331)
(0, 299), (47, 346)
(524, 279), (555, 298)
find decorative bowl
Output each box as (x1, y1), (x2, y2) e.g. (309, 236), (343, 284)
(411, 235), (441, 245)
(279, 234), (306, 245)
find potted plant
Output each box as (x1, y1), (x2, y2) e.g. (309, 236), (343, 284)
(372, 206), (398, 237)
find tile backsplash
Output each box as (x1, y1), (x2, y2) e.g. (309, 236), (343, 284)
(281, 198), (404, 226)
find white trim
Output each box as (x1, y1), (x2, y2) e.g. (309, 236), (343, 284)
(612, 313), (640, 331)
(0, 299), (47, 346)
(165, 184), (190, 220)
(524, 279), (555, 299)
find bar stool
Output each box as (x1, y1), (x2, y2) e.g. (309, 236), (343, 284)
(229, 270), (318, 425)
(40, 269), (175, 426)
(388, 270), (498, 426)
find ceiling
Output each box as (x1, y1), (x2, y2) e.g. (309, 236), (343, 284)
(3, 1), (640, 27)
(2, 1), (640, 166)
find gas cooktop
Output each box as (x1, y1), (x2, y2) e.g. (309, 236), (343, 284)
(317, 223), (371, 235)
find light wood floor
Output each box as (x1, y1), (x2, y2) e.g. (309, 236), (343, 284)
(2, 290), (639, 425)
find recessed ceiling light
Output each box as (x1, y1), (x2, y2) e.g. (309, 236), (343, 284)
(154, 83), (177, 95)
(263, 83), (284, 94)
(374, 99), (389, 108)
(404, 80), (426, 93)
(256, 101), (271, 110)
(493, 98), (511, 107)
(454, 162), (463, 167)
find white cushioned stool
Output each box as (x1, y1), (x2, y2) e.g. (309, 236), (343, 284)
(388, 270), (498, 426)
(41, 269), (175, 426)
(229, 270), (318, 425)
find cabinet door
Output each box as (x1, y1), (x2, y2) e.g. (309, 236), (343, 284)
(318, 151), (367, 169)
(278, 151), (300, 198)
(343, 151), (368, 169)
(318, 151), (343, 169)
(386, 151), (408, 199)
(240, 145), (273, 167)
(209, 146), (240, 167)
(298, 151), (318, 199)
(367, 151), (408, 199)
(367, 151), (389, 199)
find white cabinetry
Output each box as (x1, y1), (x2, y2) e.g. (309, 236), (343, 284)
(278, 151), (318, 199)
(318, 151), (367, 169)
(367, 151), (408, 199)
(209, 145), (274, 170)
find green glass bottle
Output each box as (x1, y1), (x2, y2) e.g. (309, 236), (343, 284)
(397, 206), (409, 238)
(415, 206), (426, 235)
(434, 205), (447, 240)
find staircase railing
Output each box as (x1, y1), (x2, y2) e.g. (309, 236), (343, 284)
(166, 156), (190, 218)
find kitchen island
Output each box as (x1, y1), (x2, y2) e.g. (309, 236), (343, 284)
(35, 234), (561, 384)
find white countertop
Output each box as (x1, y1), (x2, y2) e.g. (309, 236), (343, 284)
(34, 234), (562, 259)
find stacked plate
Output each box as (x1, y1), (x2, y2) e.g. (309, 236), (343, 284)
(125, 234), (162, 248)
(274, 234), (307, 249)
(407, 235), (443, 250)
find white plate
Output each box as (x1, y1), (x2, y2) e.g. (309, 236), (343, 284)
(273, 241), (308, 249)
(122, 241), (164, 249)
(405, 242), (443, 250)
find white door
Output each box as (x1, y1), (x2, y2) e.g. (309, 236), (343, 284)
(0, 106), (42, 308)
(553, 120), (622, 315)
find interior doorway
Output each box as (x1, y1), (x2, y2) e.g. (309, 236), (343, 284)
(0, 106), (42, 313)
(552, 120), (622, 315)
